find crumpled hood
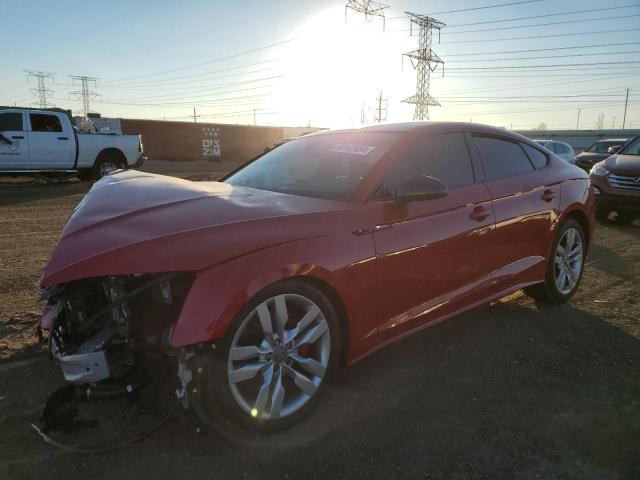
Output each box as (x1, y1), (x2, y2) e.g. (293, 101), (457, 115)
(41, 170), (357, 287)
(603, 154), (640, 175)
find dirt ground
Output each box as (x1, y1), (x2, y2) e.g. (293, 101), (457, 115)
(0, 162), (638, 479)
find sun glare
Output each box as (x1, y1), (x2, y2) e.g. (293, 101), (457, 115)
(275, 7), (412, 128)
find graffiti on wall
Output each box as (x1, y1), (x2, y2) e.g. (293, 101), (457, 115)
(202, 126), (221, 157)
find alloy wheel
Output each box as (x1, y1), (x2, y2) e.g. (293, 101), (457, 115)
(227, 294), (331, 421)
(554, 227), (583, 295)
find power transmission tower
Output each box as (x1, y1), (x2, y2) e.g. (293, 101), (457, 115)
(402, 12), (445, 121)
(24, 70), (54, 108)
(345, 0), (389, 31)
(374, 91), (387, 123)
(69, 75), (100, 117)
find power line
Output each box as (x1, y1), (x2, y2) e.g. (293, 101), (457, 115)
(445, 61), (640, 70)
(445, 49), (640, 63)
(439, 13), (640, 35)
(389, 0), (541, 19)
(102, 37), (299, 84)
(102, 59), (279, 87)
(345, 1), (389, 31)
(445, 3), (639, 28)
(440, 27), (640, 44)
(441, 41), (640, 57)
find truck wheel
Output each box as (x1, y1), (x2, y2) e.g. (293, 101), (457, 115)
(93, 152), (124, 179)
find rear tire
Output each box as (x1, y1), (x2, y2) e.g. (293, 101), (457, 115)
(92, 152), (124, 179)
(524, 219), (586, 304)
(189, 279), (342, 435)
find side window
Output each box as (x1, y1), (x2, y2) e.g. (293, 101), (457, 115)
(0, 112), (23, 131)
(556, 143), (570, 155)
(377, 132), (475, 199)
(521, 143), (548, 169)
(547, 143), (558, 153)
(29, 114), (62, 132)
(474, 136), (534, 180)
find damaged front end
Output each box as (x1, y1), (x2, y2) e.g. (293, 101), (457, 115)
(41, 272), (194, 394)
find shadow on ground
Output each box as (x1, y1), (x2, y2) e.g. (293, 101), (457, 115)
(1, 298), (638, 480)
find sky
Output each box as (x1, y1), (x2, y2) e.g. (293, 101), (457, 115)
(1, 0), (639, 130)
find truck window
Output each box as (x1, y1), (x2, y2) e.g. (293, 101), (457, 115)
(0, 112), (23, 131)
(30, 114), (63, 133)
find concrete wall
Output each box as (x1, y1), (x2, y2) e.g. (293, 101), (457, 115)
(515, 129), (640, 152)
(120, 119), (322, 162)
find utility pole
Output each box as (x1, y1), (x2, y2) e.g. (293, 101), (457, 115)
(374, 90), (387, 123)
(192, 107), (201, 123)
(402, 12), (445, 121)
(69, 75), (99, 117)
(612, 116), (616, 129)
(253, 109), (256, 125)
(345, 0), (389, 31)
(576, 108), (581, 130)
(622, 88), (630, 130)
(24, 70), (54, 108)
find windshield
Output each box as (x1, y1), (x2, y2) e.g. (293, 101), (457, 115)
(225, 132), (401, 200)
(619, 136), (640, 156)
(585, 141), (623, 153)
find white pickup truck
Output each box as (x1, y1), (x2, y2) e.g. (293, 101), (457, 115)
(0, 108), (145, 180)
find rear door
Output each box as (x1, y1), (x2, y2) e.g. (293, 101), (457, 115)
(470, 134), (560, 288)
(0, 111), (29, 170)
(370, 132), (496, 338)
(27, 113), (74, 169)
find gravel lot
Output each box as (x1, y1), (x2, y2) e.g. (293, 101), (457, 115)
(0, 162), (638, 479)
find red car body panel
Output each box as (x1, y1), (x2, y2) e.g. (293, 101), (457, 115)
(40, 123), (595, 366)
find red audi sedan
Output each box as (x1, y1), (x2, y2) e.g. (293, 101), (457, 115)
(39, 122), (594, 432)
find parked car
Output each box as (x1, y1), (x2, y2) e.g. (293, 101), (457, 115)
(0, 108), (145, 180)
(533, 139), (576, 163)
(575, 138), (628, 173)
(38, 122), (594, 433)
(590, 134), (640, 224)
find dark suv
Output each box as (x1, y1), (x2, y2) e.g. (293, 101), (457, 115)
(576, 138), (628, 172)
(590, 134), (640, 224)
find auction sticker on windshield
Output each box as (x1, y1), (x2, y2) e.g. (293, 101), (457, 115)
(329, 144), (376, 155)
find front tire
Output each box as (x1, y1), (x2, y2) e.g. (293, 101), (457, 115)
(524, 219), (586, 304)
(189, 279), (342, 434)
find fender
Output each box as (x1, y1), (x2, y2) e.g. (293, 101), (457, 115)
(170, 231), (379, 363)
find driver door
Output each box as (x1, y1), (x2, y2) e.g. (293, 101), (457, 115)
(0, 111), (29, 170)
(370, 132), (496, 338)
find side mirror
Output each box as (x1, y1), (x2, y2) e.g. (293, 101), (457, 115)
(607, 146), (620, 154)
(394, 175), (448, 206)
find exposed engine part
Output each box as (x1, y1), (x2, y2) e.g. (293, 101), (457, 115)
(176, 355), (194, 408)
(42, 272), (194, 386)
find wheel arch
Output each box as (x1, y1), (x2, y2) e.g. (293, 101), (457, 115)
(95, 147), (127, 168)
(563, 208), (591, 250)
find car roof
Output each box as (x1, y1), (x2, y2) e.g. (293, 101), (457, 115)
(306, 121), (533, 143)
(599, 138), (628, 142)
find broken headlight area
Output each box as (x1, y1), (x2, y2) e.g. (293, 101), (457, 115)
(42, 272), (194, 385)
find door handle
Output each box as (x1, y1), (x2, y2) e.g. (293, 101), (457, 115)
(57, 136), (69, 140)
(469, 205), (491, 221)
(11, 135), (24, 139)
(541, 189), (557, 202)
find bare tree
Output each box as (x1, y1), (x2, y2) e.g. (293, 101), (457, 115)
(536, 122), (547, 131)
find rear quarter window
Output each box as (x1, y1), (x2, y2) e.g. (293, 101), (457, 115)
(473, 136), (535, 180)
(521, 144), (548, 169)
